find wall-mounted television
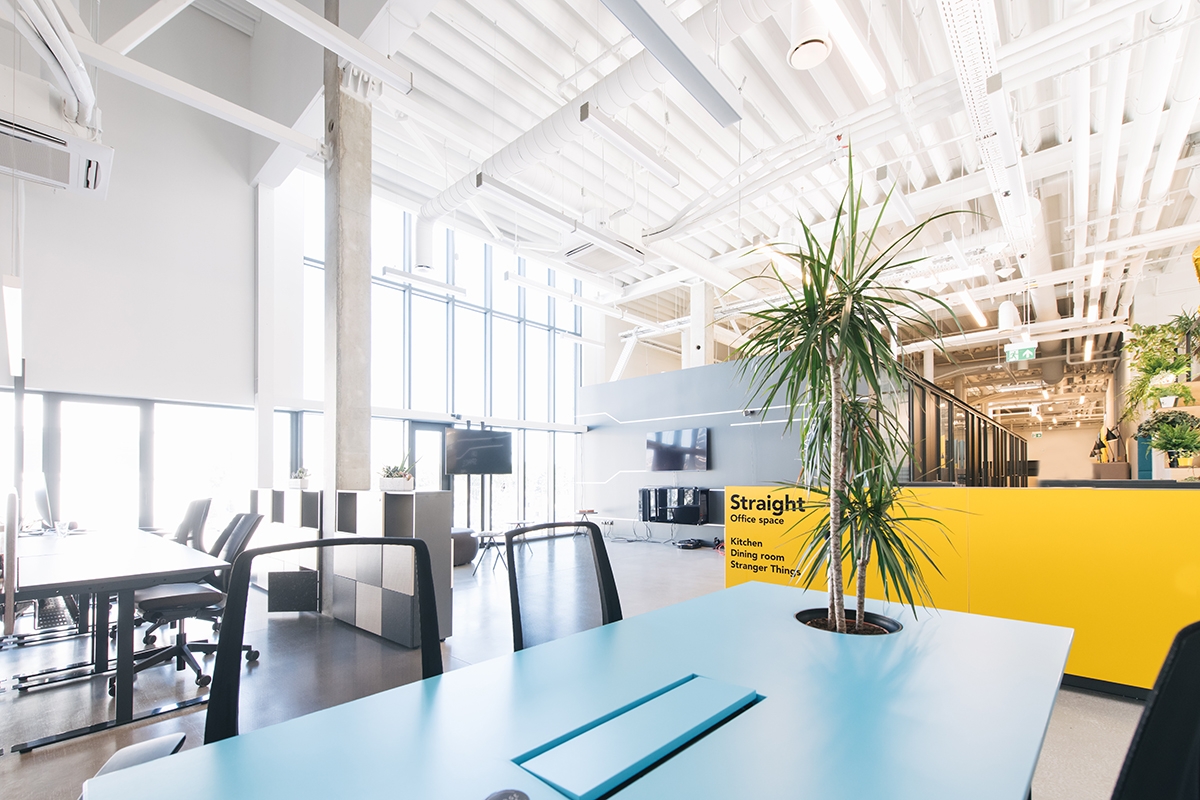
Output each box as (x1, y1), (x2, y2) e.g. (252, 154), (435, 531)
(445, 429), (513, 475)
(646, 428), (708, 472)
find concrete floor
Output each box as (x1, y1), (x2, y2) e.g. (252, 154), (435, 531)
(1, 539), (1141, 799)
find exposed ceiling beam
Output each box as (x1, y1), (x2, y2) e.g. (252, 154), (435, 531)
(104, 0), (196, 55)
(241, 0), (413, 95)
(73, 35), (321, 155)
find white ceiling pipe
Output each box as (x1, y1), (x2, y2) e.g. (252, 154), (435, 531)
(16, 0), (94, 125)
(998, 0), (1159, 62)
(30, 0), (93, 122)
(0, 0), (77, 119)
(901, 320), (1128, 354)
(1115, 27), (1183, 239)
(418, 0), (790, 222)
(1090, 28), (1133, 319)
(1137, 20), (1200, 233)
(1070, 35), (1090, 268)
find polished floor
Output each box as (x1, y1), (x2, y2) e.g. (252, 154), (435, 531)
(1, 540), (1141, 800)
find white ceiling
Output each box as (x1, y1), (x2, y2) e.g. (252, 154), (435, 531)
(111, 0), (1200, 423)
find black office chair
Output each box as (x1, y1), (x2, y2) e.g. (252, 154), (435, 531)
(504, 521), (622, 652)
(1109, 620), (1200, 800)
(122, 514), (263, 690)
(78, 733), (185, 800)
(203, 537), (442, 744)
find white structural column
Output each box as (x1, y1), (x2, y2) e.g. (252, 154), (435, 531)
(688, 283), (714, 368)
(323, 0), (376, 529)
(255, 186), (275, 489)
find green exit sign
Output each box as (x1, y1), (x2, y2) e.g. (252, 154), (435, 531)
(1005, 342), (1037, 362)
(1032, 431), (1043, 438)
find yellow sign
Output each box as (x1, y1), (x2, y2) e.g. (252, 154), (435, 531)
(725, 486), (810, 584)
(724, 485), (970, 611)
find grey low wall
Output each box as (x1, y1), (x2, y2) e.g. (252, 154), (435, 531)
(577, 360), (808, 544)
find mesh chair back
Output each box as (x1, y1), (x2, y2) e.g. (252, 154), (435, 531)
(204, 537), (442, 744)
(505, 521), (621, 652)
(206, 514), (248, 559)
(1111, 620), (1200, 800)
(173, 499), (211, 549)
(208, 514), (262, 592)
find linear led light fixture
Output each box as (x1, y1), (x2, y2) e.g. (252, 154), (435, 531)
(580, 102), (679, 187)
(573, 221), (646, 266)
(598, 0), (742, 127)
(558, 331), (606, 349)
(505, 270), (665, 331)
(812, 0), (886, 96)
(1083, 337), (1094, 362)
(956, 290), (988, 327)
(876, 166), (915, 225)
(380, 266), (467, 297)
(474, 173), (575, 234)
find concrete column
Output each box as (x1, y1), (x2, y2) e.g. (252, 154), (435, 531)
(254, 185), (275, 490)
(953, 375), (965, 402)
(322, 0), (377, 530)
(688, 282), (714, 368)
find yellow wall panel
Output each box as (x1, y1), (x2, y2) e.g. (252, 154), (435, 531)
(725, 484), (1200, 690)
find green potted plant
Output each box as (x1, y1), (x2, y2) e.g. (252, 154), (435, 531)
(1148, 383), (1195, 409)
(1136, 410), (1200, 440)
(1124, 322), (1189, 417)
(1151, 423), (1200, 470)
(735, 154), (958, 635)
(379, 456), (415, 492)
(290, 467), (310, 490)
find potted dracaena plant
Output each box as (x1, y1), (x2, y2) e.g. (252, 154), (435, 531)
(379, 455), (416, 492)
(735, 153), (960, 635)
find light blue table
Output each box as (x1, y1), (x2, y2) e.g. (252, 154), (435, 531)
(84, 582), (1073, 799)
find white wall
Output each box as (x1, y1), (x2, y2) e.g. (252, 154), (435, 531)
(0, 5), (257, 404)
(1132, 260), (1200, 325)
(1027, 425), (1101, 480)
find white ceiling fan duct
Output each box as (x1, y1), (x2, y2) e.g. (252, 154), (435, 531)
(418, 0), (789, 222)
(787, 0), (830, 70)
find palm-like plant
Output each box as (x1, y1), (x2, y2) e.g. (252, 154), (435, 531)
(735, 155), (960, 633)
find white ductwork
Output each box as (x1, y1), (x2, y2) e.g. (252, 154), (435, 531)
(1069, 0), (1090, 268)
(1138, 21), (1200, 234)
(417, 0), (789, 223)
(1115, 23), (1182, 239)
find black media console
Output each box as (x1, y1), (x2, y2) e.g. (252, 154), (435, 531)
(638, 487), (709, 525)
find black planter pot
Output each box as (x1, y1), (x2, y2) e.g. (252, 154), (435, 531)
(795, 607), (903, 634)
(1169, 451), (1181, 469)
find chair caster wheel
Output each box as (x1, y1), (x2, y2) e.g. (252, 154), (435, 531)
(196, 674), (211, 688)
(143, 634), (156, 646)
(246, 650), (259, 663)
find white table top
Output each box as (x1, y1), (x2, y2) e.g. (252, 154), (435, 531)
(15, 529), (228, 600)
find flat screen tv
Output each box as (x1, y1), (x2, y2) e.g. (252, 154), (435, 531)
(445, 429), (513, 475)
(646, 428), (708, 472)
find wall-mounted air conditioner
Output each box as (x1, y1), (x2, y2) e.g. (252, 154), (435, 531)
(0, 62), (113, 199)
